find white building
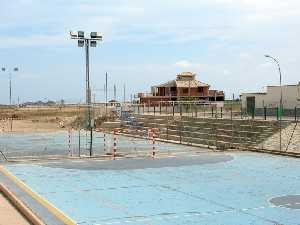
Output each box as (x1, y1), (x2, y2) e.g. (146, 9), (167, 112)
(241, 82), (300, 110)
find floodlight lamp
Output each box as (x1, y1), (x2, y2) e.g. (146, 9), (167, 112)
(78, 31), (85, 38)
(90, 40), (97, 47)
(69, 31), (78, 39)
(78, 40), (84, 47)
(90, 32), (102, 39)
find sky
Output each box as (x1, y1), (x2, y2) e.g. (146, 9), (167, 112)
(0, 0), (300, 103)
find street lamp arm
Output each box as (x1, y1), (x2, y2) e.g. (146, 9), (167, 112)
(264, 54), (283, 151)
(265, 55), (280, 67)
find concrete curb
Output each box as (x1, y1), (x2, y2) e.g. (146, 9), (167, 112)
(0, 166), (77, 225)
(0, 183), (45, 225)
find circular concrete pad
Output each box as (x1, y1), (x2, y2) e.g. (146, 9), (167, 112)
(43, 153), (233, 170)
(270, 195), (300, 209)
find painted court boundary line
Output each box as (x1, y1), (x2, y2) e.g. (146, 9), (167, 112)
(0, 165), (77, 225)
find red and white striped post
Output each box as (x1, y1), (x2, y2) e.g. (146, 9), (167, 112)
(148, 128), (156, 159)
(152, 129), (156, 158)
(1, 119), (4, 132)
(103, 132), (106, 152)
(113, 129), (117, 160)
(68, 129), (72, 157)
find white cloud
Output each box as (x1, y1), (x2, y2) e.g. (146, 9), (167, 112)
(173, 60), (203, 69)
(223, 69), (231, 75)
(0, 34), (68, 48)
(174, 60), (192, 68)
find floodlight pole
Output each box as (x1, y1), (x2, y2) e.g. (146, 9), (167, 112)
(1, 67), (18, 105)
(265, 55), (283, 152)
(70, 31), (102, 157)
(85, 39), (93, 157)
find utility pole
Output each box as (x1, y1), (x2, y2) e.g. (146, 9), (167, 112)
(123, 83), (126, 104)
(105, 72), (108, 115)
(114, 84), (116, 101)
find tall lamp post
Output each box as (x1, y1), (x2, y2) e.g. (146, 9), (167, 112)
(265, 54), (283, 151)
(1, 67), (19, 105)
(69, 31), (102, 157)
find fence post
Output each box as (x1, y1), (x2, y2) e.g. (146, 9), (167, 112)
(154, 105), (156, 116)
(159, 102), (162, 115)
(221, 107), (223, 118)
(78, 129), (81, 157)
(252, 108), (255, 119)
(180, 103), (182, 117)
(295, 107), (297, 122)
(179, 119), (182, 144)
(138, 105), (140, 114)
(143, 103), (145, 114)
(211, 106), (214, 118)
(165, 103), (168, 115)
(264, 107), (267, 120)
(276, 107), (279, 120)
(172, 102), (175, 117)
(240, 103), (243, 119)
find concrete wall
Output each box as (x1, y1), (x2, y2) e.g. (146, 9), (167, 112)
(241, 93), (266, 109)
(241, 83), (300, 109)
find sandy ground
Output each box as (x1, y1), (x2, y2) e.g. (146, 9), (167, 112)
(1, 119), (65, 133)
(0, 193), (30, 225)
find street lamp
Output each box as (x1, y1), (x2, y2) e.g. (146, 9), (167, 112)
(1, 67), (19, 105)
(265, 54), (283, 151)
(69, 31), (103, 157)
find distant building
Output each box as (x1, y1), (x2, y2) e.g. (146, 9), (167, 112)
(241, 82), (300, 112)
(137, 72), (225, 105)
